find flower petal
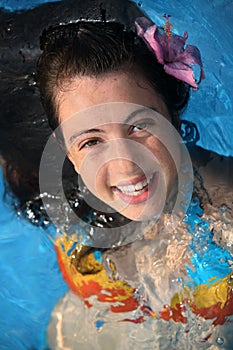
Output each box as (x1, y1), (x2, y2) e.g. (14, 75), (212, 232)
(135, 16), (205, 89)
(164, 62), (198, 89)
(176, 45), (203, 67)
(175, 44), (205, 83)
(135, 17), (165, 65)
(135, 17), (153, 37)
(169, 32), (188, 59)
(143, 26), (165, 64)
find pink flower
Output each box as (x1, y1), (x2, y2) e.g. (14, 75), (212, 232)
(135, 17), (205, 90)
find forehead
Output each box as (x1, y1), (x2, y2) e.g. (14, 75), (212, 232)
(61, 103), (156, 137)
(57, 71), (170, 124)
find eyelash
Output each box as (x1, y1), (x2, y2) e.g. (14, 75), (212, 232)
(79, 138), (100, 150)
(129, 121), (150, 133)
(77, 121), (153, 150)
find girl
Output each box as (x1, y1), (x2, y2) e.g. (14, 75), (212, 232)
(35, 4), (233, 349)
(1, 0), (232, 348)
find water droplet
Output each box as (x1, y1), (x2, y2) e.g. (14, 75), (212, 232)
(96, 320), (105, 331)
(216, 337), (224, 345)
(228, 274), (233, 284)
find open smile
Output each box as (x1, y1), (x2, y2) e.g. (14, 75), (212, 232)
(111, 172), (159, 205)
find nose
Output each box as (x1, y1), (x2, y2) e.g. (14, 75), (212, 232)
(106, 138), (142, 175)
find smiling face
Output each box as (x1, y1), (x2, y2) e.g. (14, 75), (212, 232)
(57, 70), (179, 221)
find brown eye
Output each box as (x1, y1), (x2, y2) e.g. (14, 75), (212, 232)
(133, 122), (147, 131)
(80, 139), (100, 149)
(129, 121), (149, 134)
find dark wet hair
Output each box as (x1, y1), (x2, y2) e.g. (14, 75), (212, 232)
(0, 4), (190, 231)
(34, 19), (190, 231)
(37, 20), (190, 136)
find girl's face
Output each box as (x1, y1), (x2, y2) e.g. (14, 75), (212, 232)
(57, 71), (179, 221)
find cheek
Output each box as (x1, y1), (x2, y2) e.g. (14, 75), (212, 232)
(94, 167), (111, 199)
(69, 148), (110, 198)
(67, 148), (83, 174)
(159, 150), (178, 196)
(146, 137), (178, 185)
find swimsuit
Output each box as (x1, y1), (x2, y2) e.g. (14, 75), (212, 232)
(55, 220), (233, 327)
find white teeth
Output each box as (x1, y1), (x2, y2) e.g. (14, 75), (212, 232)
(116, 175), (154, 196)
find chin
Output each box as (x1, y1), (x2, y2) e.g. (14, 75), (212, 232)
(119, 205), (160, 222)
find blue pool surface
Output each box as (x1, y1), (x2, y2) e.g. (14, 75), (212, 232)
(0, 0), (232, 349)
(0, 170), (68, 350)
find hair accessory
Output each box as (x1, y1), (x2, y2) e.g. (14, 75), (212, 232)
(135, 16), (205, 90)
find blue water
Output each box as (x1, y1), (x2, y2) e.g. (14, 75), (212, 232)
(140, 0), (233, 157)
(0, 169), (68, 350)
(1, 0), (233, 156)
(0, 0), (232, 349)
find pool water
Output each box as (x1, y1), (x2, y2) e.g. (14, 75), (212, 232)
(46, 193), (233, 349)
(0, 170), (68, 350)
(0, 0), (233, 349)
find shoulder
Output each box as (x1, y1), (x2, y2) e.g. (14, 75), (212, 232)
(191, 147), (233, 208)
(191, 147), (233, 247)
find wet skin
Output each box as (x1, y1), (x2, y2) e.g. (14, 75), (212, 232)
(57, 71), (178, 220)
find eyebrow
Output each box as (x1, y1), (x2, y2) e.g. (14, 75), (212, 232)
(69, 107), (157, 143)
(69, 128), (105, 143)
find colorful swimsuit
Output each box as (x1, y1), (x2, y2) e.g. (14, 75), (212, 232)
(54, 199), (233, 327)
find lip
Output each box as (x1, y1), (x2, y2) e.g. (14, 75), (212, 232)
(114, 173), (149, 187)
(111, 172), (159, 205)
